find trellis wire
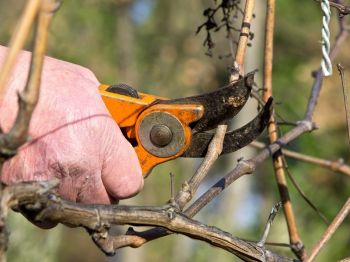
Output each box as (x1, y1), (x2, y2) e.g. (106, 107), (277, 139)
(320, 0), (332, 76)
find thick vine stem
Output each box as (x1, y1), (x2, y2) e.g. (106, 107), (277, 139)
(11, 186), (296, 262)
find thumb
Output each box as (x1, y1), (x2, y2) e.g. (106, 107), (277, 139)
(101, 124), (143, 200)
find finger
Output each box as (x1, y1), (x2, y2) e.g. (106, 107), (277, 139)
(101, 120), (143, 200)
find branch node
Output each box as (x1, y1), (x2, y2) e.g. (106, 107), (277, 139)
(237, 158), (255, 174)
(177, 181), (193, 204)
(41, 0), (61, 14)
(257, 202), (282, 248)
(166, 206), (176, 221)
(291, 241), (305, 260)
(296, 120), (315, 132)
(230, 61), (240, 79)
(46, 192), (60, 203)
(181, 181), (190, 193)
(91, 231), (116, 256)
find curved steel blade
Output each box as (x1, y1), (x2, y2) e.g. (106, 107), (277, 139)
(182, 97), (273, 158)
(157, 72), (255, 133)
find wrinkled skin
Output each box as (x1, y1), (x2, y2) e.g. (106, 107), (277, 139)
(0, 46), (144, 204)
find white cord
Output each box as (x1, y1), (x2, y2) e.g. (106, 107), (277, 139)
(320, 0), (332, 76)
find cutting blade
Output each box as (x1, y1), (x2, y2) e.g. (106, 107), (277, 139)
(182, 97), (273, 158)
(157, 72), (255, 133)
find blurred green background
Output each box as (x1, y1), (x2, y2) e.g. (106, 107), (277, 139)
(0, 0), (349, 261)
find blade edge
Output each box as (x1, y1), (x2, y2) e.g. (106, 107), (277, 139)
(158, 72), (255, 133)
(182, 97), (273, 158)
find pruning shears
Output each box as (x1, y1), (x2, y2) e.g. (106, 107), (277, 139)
(99, 72), (272, 177)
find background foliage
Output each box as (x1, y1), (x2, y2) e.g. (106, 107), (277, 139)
(0, 0), (349, 261)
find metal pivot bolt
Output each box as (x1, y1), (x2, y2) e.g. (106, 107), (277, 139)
(150, 124), (173, 147)
(138, 111), (186, 158)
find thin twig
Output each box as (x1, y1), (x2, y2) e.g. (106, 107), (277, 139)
(230, 0), (255, 80)
(330, 0), (350, 15)
(251, 141), (350, 177)
(240, 238), (292, 248)
(282, 158), (329, 225)
(0, 0), (42, 101)
(314, 0), (350, 16)
(306, 198), (350, 262)
(337, 64), (350, 148)
(257, 202), (282, 247)
(263, 0), (275, 98)
(169, 172), (175, 201)
(185, 119), (315, 217)
(262, 0), (305, 258)
(174, 124), (227, 208)
(184, 158), (256, 216)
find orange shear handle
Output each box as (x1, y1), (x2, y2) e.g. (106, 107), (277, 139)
(99, 85), (203, 177)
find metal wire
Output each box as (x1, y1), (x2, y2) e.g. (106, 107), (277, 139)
(320, 0), (332, 76)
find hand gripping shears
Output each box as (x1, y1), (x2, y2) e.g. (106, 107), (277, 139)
(99, 72), (272, 177)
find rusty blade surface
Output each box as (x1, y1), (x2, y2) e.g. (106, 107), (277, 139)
(182, 97), (273, 158)
(157, 72), (255, 133)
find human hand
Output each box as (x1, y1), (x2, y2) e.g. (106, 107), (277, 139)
(0, 46), (143, 204)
